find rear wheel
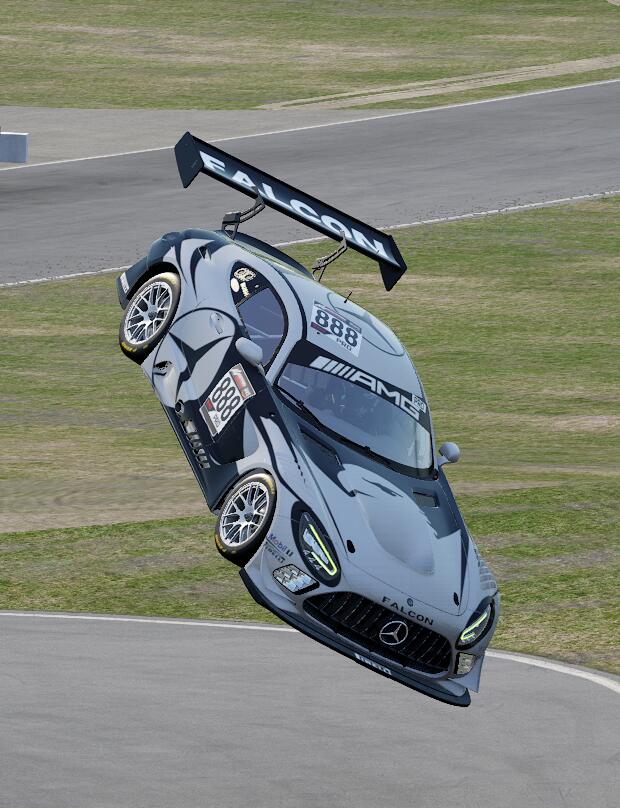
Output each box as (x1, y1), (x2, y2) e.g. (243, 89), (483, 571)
(119, 271), (180, 362)
(215, 472), (276, 566)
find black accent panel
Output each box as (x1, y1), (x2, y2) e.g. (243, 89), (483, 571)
(231, 232), (312, 277)
(119, 229), (228, 304)
(304, 592), (452, 674)
(436, 467), (471, 600)
(299, 427), (352, 498)
(170, 334), (228, 401)
(189, 248), (202, 290)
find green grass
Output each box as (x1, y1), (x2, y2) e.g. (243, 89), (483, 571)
(1, 1), (619, 109)
(0, 517), (270, 623)
(1, 197), (619, 672)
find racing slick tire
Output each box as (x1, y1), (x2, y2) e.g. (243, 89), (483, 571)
(119, 271), (180, 363)
(215, 472), (277, 566)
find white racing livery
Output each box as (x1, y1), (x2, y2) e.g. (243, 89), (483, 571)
(117, 133), (500, 706)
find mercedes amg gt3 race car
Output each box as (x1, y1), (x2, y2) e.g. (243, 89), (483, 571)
(116, 132), (500, 706)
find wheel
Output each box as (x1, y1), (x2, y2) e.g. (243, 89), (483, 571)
(215, 472), (277, 566)
(119, 271), (180, 362)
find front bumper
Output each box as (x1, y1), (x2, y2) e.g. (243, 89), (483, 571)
(240, 569), (471, 707)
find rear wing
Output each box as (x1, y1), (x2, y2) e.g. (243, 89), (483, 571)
(174, 131), (407, 290)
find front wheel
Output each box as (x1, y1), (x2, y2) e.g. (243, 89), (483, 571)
(215, 472), (276, 566)
(119, 271), (180, 362)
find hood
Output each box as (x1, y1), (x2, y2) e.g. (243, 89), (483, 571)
(336, 463), (469, 616)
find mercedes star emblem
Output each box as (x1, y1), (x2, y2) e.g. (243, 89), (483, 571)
(379, 620), (409, 646)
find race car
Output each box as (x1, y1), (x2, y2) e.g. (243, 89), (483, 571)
(116, 132), (500, 707)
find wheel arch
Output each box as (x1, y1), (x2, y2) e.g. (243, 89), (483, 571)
(117, 255), (180, 310)
(213, 466), (276, 514)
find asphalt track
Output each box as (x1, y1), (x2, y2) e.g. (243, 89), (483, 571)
(2, 614), (619, 808)
(2, 82), (620, 807)
(1, 81), (619, 284)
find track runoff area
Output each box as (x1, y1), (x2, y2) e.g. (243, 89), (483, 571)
(0, 76), (620, 806)
(1, 78), (618, 690)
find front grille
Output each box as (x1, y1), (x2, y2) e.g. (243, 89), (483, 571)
(304, 592), (452, 674)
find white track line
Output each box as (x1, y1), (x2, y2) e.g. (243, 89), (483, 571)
(0, 611), (293, 632)
(4, 188), (616, 290)
(272, 188), (620, 250)
(1, 77), (619, 173)
(0, 265), (129, 288)
(488, 650), (620, 696)
(1, 610), (618, 695)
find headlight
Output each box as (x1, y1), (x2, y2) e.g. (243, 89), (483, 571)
(297, 512), (340, 585)
(273, 565), (318, 594)
(457, 603), (493, 648)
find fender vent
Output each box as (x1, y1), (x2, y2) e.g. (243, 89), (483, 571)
(181, 419), (210, 469)
(304, 592), (452, 674)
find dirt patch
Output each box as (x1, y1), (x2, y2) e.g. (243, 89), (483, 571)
(452, 480), (557, 495)
(490, 548), (619, 580)
(260, 54), (620, 109)
(0, 472), (208, 533)
(164, 580), (236, 598)
(474, 35), (563, 42)
(112, 554), (207, 573)
(5, 327), (109, 337)
(29, 25), (267, 66)
(550, 415), (620, 432)
(440, 410), (620, 435)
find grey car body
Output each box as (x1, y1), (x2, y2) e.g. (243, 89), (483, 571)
(116, 134), (500, 707)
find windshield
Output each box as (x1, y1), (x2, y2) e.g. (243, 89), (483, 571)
(278, 362), (433, 473)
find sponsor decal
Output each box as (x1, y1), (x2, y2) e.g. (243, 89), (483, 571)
(200, 364), (256, 436)
(382, 596), (433, 626)
(310, 302), (362, 357)
(265, 544), (287, 564)
(234, 267), (256, 282)
(354, 653), (392, 676)
(310, 356), (427, 421)
(266, 533), (294, 559)
(120, 272), (129, 293)
(200, 149), (392, 263)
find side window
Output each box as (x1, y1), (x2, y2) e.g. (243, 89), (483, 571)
(238, 288), (286, 367)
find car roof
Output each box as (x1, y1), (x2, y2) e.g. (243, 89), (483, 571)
(281, 270), (424, 398)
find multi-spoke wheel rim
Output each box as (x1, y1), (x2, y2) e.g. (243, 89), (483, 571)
(220, 481), (270, 548)
(124, 281), (173, 345)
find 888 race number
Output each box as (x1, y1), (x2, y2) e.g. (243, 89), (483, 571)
(310, 302), (362, 356)
(200, 365), (256, 436)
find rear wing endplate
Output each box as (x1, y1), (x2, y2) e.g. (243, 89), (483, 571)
(174, 131), (407, 290)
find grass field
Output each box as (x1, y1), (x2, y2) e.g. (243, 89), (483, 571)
(1, 1), (619, 109)
(1, 197), (619, 673)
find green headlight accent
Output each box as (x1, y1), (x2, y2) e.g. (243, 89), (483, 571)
(459, 607), (491, 645)
(305, 523), (338, 577)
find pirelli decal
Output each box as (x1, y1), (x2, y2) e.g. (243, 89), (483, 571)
(309, 355), (427, 421)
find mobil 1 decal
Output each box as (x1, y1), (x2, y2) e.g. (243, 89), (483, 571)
(310, 301), (362, 357)
(200, 364), (256, 436)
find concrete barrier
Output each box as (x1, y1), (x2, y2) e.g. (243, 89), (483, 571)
(0, 132), (29, 164)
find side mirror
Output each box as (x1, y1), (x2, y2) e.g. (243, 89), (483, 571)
(235, 337), (263, 368)
(438, 441), (460, 466)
